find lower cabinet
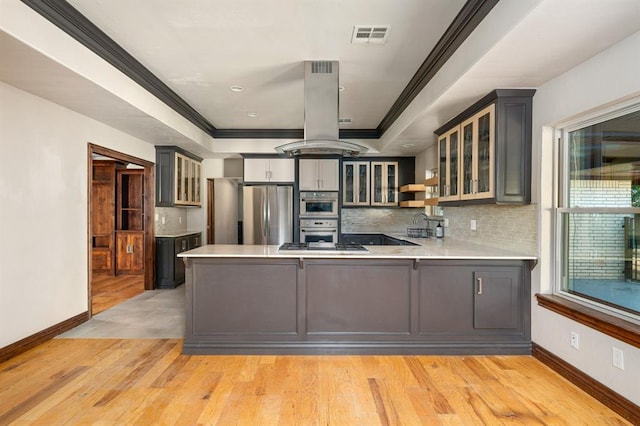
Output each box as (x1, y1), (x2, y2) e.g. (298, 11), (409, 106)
(183, 257), (532, 355)
(115, 232), (144, 275)
(419, 263), (525, 339)
(155, 232), (201, 289)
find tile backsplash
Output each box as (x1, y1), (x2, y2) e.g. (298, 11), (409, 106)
(342, 204), (537, 255)
(341, 208), (427, 234)
(155, 207), (187, 235)
(442, 204), (537, 255)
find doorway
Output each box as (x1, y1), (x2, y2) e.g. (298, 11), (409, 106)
(87, 143), (155, 316)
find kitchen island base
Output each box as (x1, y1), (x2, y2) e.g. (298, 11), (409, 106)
(183, 257), (532, 355)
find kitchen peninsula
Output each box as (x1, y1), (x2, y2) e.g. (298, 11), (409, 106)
(179, 239), (536, 355)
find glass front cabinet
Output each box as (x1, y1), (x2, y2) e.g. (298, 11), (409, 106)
(343, 161), (370, 206)
(371, 161), (398, 206)
(156, 146), (203, 207)
(435, 89), (534, 205)
(438, 127), (460, 202)
(460, 104), (495, 200)
(175, 152), (201, 206)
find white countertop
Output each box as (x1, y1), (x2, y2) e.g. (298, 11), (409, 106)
(179, 238), (536, 261)
(156, 231), (202, 238)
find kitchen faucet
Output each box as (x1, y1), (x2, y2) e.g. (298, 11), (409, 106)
(413, 212), (430, 225)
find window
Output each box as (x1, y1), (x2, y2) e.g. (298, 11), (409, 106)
(557, 107), (640, 321)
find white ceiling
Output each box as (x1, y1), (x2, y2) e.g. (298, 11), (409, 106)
(1, 0), (640, 158)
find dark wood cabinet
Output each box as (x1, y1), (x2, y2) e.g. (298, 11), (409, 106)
(155, 232), (202, 289)
(115, 232), (144, 275)
(435, 89), (535, 205)
(91, 161), (116, 274)
(155, 146), (203, 207)
(115, 169), (144, 275)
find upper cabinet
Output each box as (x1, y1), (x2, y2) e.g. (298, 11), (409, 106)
(371, 161), (398, 206)
(244, 158), (295, 183)
(156, 146), (203, 207)
(343, 161), (370, 206)
(299, 159), (339, 191)
(343, 158), (413, 207)
(436, 89), (535, 205)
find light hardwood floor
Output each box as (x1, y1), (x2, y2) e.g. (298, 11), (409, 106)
(91, 274), (145, 315)
(0, 339), (630, 425)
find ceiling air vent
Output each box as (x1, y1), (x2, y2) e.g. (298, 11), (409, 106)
(339, 118), (352, 124)
(311, 61), (333, 74)
(351, 25), (390, 44)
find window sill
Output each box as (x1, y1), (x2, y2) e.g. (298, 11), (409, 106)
(535, 293), (640, 349)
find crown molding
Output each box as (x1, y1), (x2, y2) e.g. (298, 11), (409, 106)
(21, 0), (497, 141)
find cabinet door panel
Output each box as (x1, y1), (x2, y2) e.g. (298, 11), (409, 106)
(462, 120), (474, 197)
(477, 108), (493, 195)
(438, 136), (447, 198)
(449, 130), (459, 197)
(343, 163), (355, 204)
(371, 162), (398, 206)
(116, 233), (144, 275)
(243, 158), (269, 182)
(268, 158), (295, 182)
(419, 266), (474, 334)
(298, 159), (318, 189)
(318, 159), (339, 190)
(357, 163), (369, 204)
(473, 269), (519, 329)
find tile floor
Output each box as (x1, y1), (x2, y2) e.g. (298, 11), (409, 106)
(58, 286), (185, 339)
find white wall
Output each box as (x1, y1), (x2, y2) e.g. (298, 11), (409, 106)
(532, 30), (640, 405)
(0, 81), (155, 348)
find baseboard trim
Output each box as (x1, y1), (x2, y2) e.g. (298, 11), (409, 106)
(0, 312), (89, 364)
(532, 342), (640, 425)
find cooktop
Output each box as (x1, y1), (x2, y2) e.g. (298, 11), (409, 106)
(278, 242), (368, 252)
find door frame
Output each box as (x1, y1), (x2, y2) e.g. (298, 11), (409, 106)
(87, 143), (155, 316)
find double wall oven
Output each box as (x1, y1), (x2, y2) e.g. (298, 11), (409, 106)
(299, 191), (339, 244)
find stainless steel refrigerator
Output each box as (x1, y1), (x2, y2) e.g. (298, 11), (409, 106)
(243, 185), (293, 245)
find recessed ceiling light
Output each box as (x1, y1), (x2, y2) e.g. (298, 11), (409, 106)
(230, 85), (244, 92)
(247, 112), (258, 118)
(402, 143), (415, 148)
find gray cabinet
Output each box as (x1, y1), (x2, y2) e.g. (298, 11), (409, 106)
(183, 257), (531, 354)
(435, 89), (535, 205)
(155, 232), (202, 289)
(155, 146), (203, 207)
(419, 262), (527, 340)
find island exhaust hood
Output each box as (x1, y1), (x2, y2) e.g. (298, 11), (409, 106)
(275, 61), (368, 157)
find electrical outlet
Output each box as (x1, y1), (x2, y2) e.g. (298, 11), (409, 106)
(570, 332), (579, 349)
(161, 216), (166, 225)
(612, 347), (624, 370)
(179, 216), (182, 224)
(470, 220), (477, 231)
(444, 218), (449, 227)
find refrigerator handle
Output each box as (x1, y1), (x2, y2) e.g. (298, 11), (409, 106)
(261, 190), (268, 241)
(266, 190), (271, 240)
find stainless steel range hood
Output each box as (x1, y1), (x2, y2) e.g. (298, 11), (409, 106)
(275, 61), (368, 157)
